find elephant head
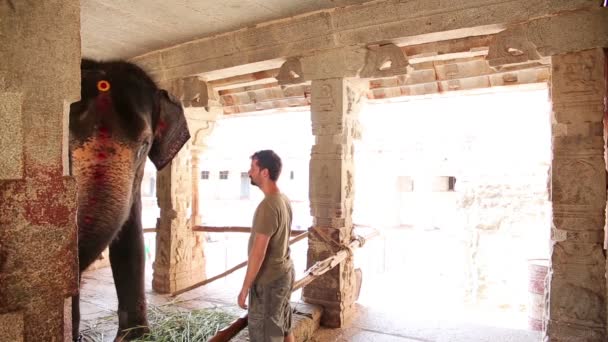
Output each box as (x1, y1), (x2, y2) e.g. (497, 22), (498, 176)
(69, 59), (189, 341)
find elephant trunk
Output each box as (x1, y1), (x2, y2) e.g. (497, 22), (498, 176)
(71, 138), (136, 270)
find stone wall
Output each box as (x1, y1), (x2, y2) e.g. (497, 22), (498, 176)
(0, 1), (80, 341)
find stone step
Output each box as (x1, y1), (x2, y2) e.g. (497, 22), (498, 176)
(233, 301), (324, 341)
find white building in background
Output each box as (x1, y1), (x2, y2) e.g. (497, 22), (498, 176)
(197, 110), (314, 228)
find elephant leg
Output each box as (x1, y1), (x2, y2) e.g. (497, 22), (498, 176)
(72, 292), (81, 342)
(109, 209), (149, 341)
(74, 235), (109, 341)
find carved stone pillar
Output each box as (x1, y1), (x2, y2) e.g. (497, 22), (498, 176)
(303, 78), (365, 327)
(152, 78), (220, 293)
(546, 48), (607, 341)
(0, 1), (80, 341)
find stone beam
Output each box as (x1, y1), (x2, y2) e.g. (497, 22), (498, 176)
(131, 0), (597, 81)
(208, 69), (280, 91)
(488, 10), (608, 68)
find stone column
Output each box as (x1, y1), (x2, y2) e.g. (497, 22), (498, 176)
(546, 48), (607, 341)
(303, 77), (366, 327)
(0, 1), (80, 341)
(152, 78), (220, 293)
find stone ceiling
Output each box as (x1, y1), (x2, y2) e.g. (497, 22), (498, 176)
(81, 0), (372, 60)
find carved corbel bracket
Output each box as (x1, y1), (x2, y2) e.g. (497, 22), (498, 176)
(276, 57), (306, 85)
(166, 76), (213, 109)
(359, 43), (409, 78)
(487, 26), (541, 69)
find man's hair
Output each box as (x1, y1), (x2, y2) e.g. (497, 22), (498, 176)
(251, 150), (282, 181)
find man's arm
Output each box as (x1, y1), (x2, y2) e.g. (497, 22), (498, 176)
(238, 233), (270, 309)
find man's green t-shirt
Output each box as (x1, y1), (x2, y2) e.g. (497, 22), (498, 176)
(248, 193), (293, 285)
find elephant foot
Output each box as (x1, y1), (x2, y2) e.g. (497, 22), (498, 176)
(115, 309), (150, 341)
(73, 332), (82, 342)
(114, 326), (150, 342)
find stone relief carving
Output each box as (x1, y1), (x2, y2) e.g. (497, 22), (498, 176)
(276, 57), (305, 85)
(360, 43), (409, 78)
(487, 26), (541, 68)
(317, 84), (335, 112)
(320, 164), (330, 199)
(554, 282), (605, 326)
(345, 170), (353, 199)
(553, 51), (603, 101)
(553, 159), (601, 205)
(346, 84), (364, 116)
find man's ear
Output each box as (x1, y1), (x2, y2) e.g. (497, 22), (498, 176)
(149, 89), (191, 170)
(261, 168), (269, 179)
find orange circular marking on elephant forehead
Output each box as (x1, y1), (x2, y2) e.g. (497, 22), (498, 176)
(97, 80), (111, 92)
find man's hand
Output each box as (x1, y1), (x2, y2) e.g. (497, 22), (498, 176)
(238, 287), (249, 309)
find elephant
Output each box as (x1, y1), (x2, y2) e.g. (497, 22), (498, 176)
(69, 59), (190, 341)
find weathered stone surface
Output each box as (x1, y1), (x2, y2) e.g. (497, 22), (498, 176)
(552, 122), (604, 138)
(0, 92), (24, 180)
(434, 58), (492, 80)
(528, 9), (608, 59)
(301, 47), (367, 81)
(552, 49), (606, 124)
(152, 108), (219, 293)
(487, 26), (541, 67)
(163, 77), (218, 109)
(133, 0), (596, 81)
(547, 49), (607, 342)
(277, 58), (306, 85)
(0, 312), (24, 341)
(304, 78), (365, 328)
(359, 44), (409, 78)
(1, 1), (80, 341)
(549, 244), (606, 330)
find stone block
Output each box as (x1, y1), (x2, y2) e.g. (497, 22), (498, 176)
(552, 122), (604, 137)
(551, 49), (606, 124)
(0, 92), (24, 180)
(301, 47), (367, 80)
(0, 312), (24, 342)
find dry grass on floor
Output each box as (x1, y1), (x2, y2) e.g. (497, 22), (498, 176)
(80, 304), (236, 342)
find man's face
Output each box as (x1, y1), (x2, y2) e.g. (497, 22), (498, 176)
(248, 158), (262, 187)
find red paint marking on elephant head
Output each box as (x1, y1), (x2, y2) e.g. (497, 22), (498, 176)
(93, 169), (105, 181)
(96, 93), (112, 112)
(98, 126), (110, 139)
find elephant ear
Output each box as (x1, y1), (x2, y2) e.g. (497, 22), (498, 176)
(149, 89), (191, 170)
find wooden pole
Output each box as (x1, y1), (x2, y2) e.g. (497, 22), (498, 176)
(292, 229), (379, 291)
(192, 226), (307, 235)
(170, 231), (309, 297)
(142, 226), (307, 235)
(206, 229), (379, 342)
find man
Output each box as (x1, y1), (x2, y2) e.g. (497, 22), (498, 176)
(238, 150), (295, 342)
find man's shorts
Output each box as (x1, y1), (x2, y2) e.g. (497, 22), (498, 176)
(248, 267), (295, 342)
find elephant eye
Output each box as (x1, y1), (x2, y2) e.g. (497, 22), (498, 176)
(136, 141), (149, 159)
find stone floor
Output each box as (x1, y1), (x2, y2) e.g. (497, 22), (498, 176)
(80, 263), (541, 342)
